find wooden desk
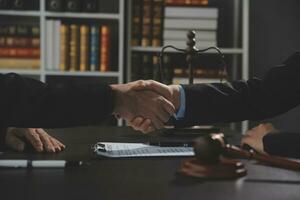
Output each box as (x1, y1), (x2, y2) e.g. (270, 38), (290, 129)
(0, 126), (299, 200)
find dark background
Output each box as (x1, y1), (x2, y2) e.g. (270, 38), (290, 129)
(249, 0), (300, 131)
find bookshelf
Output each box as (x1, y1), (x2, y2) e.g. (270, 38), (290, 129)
(126, 0), (250, 133)
(0, 0), (125, 85)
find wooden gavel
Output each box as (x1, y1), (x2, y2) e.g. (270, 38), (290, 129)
(193, 133), (300, 171)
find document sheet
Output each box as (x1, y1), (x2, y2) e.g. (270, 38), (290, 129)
(94, 142), (195, 158)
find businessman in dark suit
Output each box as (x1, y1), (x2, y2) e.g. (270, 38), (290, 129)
(130, 51), (300, 158)
(0, 75), (175, 152)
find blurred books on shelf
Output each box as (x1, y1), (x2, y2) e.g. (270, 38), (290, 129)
(165, 0), (208, 6)
(172, 67), (225, 84)
(0, 24), (40, 69)
(131, 0), (218, 48)
(131, 52), (173, 84)
(46, 20), (112, 72)
(131, 52), (225, 85)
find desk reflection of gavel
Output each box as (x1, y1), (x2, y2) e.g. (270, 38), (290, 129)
(179, 133), (300, 179)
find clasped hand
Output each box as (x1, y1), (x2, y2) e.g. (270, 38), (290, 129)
(111, 80), (180, 133)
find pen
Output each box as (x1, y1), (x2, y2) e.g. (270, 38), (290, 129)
(147, 142), (193, 147)
(0, 160), (83, 168)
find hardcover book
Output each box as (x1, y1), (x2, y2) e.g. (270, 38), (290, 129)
(69, 24), (79, 71)
(90, 25), (99, 71)
(151, 0), (164, 47)
(79, 25), (90, 71)
(59, 24), (70, 71)
(100, 25), (111, 72)
(141, 0), (153, 47)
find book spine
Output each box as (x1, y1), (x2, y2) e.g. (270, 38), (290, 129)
(46, 20), (54, 70)
(90, 25), (99, 71)
(163, 29), (216, 40)
(69, 24), (79, 71)
(59, 24), (70, 71)
(53, 20), (61, 71)
(164, 18), (217, 30)
(7, 25), (17, 36)
(100, 25), (111, 72)
(141, 0), (153, 47)
(141, 53), (153, 79)
(0, 37), (40, 48)
(151, 0), (164, 47)
(131, 0), (143, 46)
(0, 47), (40, 58)
(131, 52), (142, 80)
(80, 25), (90, 71)
(152, 54), (160, 80)
(30, 25), (40, 37)
(0, 37), (5, 46)
(164, 7), (218, 19)
(162, 55), (173, 85)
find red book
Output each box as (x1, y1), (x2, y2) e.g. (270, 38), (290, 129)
(100, 25), (111, 72)
(0, 47), (40, 58)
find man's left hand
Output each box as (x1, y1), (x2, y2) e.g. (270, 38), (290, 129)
(5, 128), (65, 153)
(241, 123), (278, 155)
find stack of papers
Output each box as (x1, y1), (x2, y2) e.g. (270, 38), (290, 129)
(94, 142), (195, 158)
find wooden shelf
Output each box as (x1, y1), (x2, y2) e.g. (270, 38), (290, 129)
(0, 10), (40, 17)
(45, 71), (120, 77)
(45, 12), (120, 20)
(0, 69), (41, 75)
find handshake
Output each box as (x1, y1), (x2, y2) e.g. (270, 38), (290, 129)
(110, 80), (181, 133)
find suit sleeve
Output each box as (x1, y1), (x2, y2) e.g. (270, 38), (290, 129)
(0, 73), (115, 149)
(263, 132), (300, 158)
(174, 51), (300, 158)
(175, 51), (300, 127)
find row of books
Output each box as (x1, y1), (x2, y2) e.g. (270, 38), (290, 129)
(131, 52), (225, 85)
(131, 52), (173, 84)
(165, 0), (209, 6)
(131, 0), (218, 48)
(46, 20), (112, 72)
(163, 5), (218, 48)
(0, 24), (40, 69)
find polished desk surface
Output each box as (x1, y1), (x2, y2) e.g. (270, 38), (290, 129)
(0, 126), (300, 200)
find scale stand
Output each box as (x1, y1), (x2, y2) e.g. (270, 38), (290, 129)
(159, 30), (228, 135)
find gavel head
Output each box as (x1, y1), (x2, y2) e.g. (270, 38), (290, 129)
(193, 133), (226, 164)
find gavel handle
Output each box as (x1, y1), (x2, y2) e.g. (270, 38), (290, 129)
(224, 144), (300, 171)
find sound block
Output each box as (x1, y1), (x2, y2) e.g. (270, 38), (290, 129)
(178, 156), (247, 179)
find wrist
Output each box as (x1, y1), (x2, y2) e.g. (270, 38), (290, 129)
(169, 85), (180, 110)
(110, 84), (123, 114)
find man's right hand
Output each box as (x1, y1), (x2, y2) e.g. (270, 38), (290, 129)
(123, 81), (181, 133)
(110, 80), (177, 130)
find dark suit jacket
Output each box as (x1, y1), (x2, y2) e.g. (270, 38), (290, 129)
(0, 73), (114, 149)
(178, 51), (300, 158)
